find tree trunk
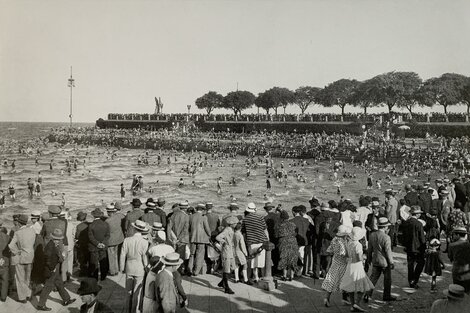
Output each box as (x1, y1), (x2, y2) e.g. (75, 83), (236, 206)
(206, 107), (213, 115)
(283, 106), (286, 115)
(265, 108), (270, 115)
(274, 107), (278, 115)
(341, 105), (345, 119)
(388, 104), (393, 113)
(467, 104), (469, 116)
(363, 106), (367, 115)
(407, 106), (413, 115)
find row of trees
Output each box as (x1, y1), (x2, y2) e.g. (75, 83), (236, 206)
(195, 72), (470, 118)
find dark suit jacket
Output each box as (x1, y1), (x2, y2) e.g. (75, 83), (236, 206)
(404, 191), (419, 206)
(367, 230), (393, 268)
(418, 192), (433, 214)
(80, 301), (114, 313)
(189, 212), (210, 244)
(88, 219), (110, 251)
(0, 231), (10, 267)
(75, 222), (89, 250)
(402, 217), (426, 253)
(41, 217), (68, 245)
(454, 182), (467, 205)
(43, 240), (62, 278)
(291, 216), (313, 247)
(264, 212), (280, 243)
(205, 212), (220, 238)
(154, 207), (167, 228)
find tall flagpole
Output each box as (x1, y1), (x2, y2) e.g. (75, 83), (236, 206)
(67, 66), (75, 127)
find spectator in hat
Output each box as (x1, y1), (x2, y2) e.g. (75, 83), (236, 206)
(448, 227), (470, 292)
(41, 205), (68, 247)
(155, 252), (186, 313)
(417, 184), (432, 215)
(430, 284), (470, 313)
(384, 189), (399, 248)
(0, 224), (9, 302)
(291, 205), (313, 276)
(37, 228), (76, 311)
(215, 215), (238, 294)
(154, 198), (167, 229)
(30, 210), (43, 235)
(147, 224), (174, 260)
(88, 208), (110, 281)
(401, 206), (426, 289)
(75, 211), (90, 276)
(78, 277), (113, 313)
(120, 219), (149, 313)
(8, 214), (35, 303)
(221, 202), (243, 228)
(277, 210), (300, 281)
(106, 204), (124, 276)
(31, 211), (46, 294)
(166, 202), (190, 275)
(188, 204), (211, 276)
(264, 202), (280, 271)
(453, 178), (467, 208)
(204, 202), (220, 274)
(241, 203), (269, 283)
(404, 184), (419, 207)
(365, 217), (396, 302)
(125, 198), (144, 237)
(141, 199), (160, 227)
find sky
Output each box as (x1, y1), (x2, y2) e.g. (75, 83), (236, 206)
(1, 0), (470, 122)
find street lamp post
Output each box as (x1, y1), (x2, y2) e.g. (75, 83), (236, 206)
(67, 66), (75, 127)
(187, 105), (191, 115)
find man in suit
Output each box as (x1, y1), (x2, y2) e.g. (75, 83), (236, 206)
(404, 184), (419, 206)
(41, 205), (68, 245)
(167, 202), (190, 275)
(37, 229), (76, 311)
(8, 214), (36, 303)
(204, 202), (220, 274)
(155, 252), (184, 313)
(263, 202), (280, 273)
(120, 220), (149, 313)
(0, 225), (10, 302)
(88, 208), (110, 281)
(106, 204), (124, 276)
(448, 227), (470, 292)
(366, 217), (396, 302)
(75, 211), (90, 276)
(433, 189), (452, 233)
(125, 198), (144, 237)
(453, 177), (467, 207)
(141, 199), (161, 227)
(401, 205), (426, 288)
(188, 204), (211, 276)
(291, 206), (314, 276)
(385, 189), (399, 248)
(417, 184), (433, 215)
(155, 198), (168, 229)
(78, 277), (113, 313)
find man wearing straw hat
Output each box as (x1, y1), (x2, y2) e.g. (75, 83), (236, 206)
(402, 205), (426, 289)
(365, 217), (396, 302)
(155, 252), (185, 313)
(204, 202), (220, 274)
(88, 208), (110, 281)
(37, 228), (76, 311)
(141, 198), (161, 227)
(188, 203), (211, 276)
(8, 214), (35, 303)
(448, 226), (470, 292)
(106, 203), (124, 276)
(430, 284), (470, 312)
(167, 201), (190, 275)
(125, 198), (144, 237)
(120, 219), (149, 313)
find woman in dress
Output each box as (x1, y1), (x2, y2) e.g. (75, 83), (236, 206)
(424, 238), (445, 292)
(277, 210), (300, 281)
(322, 224), (351, 307)
(340, 227), (374, 312)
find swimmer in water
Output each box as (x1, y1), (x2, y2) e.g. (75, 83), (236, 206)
(217, 177), (222, 194)
(120, 183), (125, 200)
(179, 178), (184, 187)
(247, 190), (252, 197)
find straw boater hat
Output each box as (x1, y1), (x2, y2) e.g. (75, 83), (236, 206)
(336, 225), (351, 237)
(205, 202), (213, 210)
(228, 203), (239, 210)
(161, 252), (183, 266)
(371, 201), (380, 206)
(246, 202), (256, 213)
(196, 204), (205, 211)
(443, 284), (466, 300)
(48, 205), (62, 215)
(378, 217), (391, 228)
(152, 222), (164, 231)
(179, 201), (189, 208)
(452, 226), (468, 235)
(410, 206), (423, 215)
(106, 204), (116, 212)
(429, 238), (441, 246)
(51, 228), (64, 240)
(114, 202), (123, 211)
(225, 216), (239, 225)
(77, 278), (102, 296)
(132, 220), (149, 232)
(91, 208), (104, 218)
(146, 198), (156, 207)
(31, 210), (41, 219)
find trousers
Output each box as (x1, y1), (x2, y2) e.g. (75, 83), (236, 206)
(15, 263), (32, 300)
(89, 249), (109, 280)
(125, 274), (144, 313)
(188, 243), (206, 275)
(0, 266), (9, 301)
(406, 252), (425, 284)
(108, 245), (119, 275)
(369, 265), (392, 299)
(38, 265), (70, 306)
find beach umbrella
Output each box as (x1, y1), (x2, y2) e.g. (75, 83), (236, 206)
(398, 125), (410, 130)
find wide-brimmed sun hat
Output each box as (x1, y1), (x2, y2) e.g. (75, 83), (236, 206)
(410, 206), (423, 215)
(336, 225), (351, 237)
(350, 227), (366, 241)
(246, 202), (256, 213)
(77, 277), (102, 295)
(51, 228), (64, 240)
(378, 217), (391, 228)
(132, 220), (149, 232)
(161, 252), (183, 266)
(443, 284), (466, 300)
(225, 216), (239, 225)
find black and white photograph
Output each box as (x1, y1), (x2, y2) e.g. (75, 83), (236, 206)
(1, 1), (470, 313)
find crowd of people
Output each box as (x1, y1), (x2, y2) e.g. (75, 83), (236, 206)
(1, 175), (470, 312)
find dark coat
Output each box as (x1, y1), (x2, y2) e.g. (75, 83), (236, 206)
(291, 216), (313, 247)
(75, 222), (90, 250)
(41, 217), (68, 245)
(418, 192), (433, 214)
(404, 191), (419, 207)
(154, 207), (167, 228)
(125, 209), (144, 237)
(88, 219), (110, 251)
(43, 240), (62, 279)
(264, 212), (280, 243)
(0, 231), (10, 267)
(402, 217), (426, 254)
(454, 182), (467, 206)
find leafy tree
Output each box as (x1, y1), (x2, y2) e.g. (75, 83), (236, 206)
(421, 73), (468, 116)
(195, 91), (223, 115)
(316, 79), (358, 118)
(254, 91), (274, 114)
(274, 87), (295, 115)
(461, 77), (470, 116)
(294, 86), (320, 114)
(367, 71), (422, 113)
(222, 90), (255, 116)
(254, 87), (294, 115)
(349, 80), (377, 115)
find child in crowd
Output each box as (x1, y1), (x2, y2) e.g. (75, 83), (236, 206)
(424, 238), (444, 292)
(215, 215), (238, 294)
(233, 222), (250, 284)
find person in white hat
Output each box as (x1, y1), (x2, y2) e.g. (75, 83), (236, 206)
(242, 203), (269, 283)
(155, 253), (187, 312)
(430, 284), (469, 313)
(120, 219), (149, 313)
(106, 203), (124, 276)
(30, 210), (43, 235)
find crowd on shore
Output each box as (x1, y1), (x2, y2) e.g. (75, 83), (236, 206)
(1, 177), (470, 312)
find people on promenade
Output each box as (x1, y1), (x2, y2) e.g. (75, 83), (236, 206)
(402, 206), (426, 289)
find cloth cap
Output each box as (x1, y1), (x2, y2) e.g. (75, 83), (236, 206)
(130, 198), (142, 207)
(91, 208), (104, 218)
(18, 214), (28, 225)
(378, 217), (391, 228)
(48, 205), (62, 214)
(225, 216), (239, 225)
